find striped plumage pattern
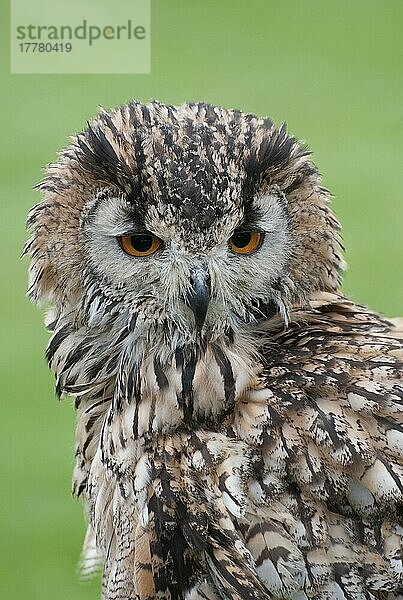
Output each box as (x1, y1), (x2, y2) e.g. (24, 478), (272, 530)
(26, 101), (403, 599)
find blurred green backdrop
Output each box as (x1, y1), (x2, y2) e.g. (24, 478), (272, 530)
(1, 1), (402, 599)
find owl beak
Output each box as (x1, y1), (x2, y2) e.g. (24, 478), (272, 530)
(187, 267), (211, 330)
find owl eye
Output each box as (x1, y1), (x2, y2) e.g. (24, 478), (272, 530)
(118, 233), (162, 257)
(228, 230), (264, 255)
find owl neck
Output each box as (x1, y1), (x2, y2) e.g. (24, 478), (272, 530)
(49, 308), (264, 439)
(109, 326), (260, 439)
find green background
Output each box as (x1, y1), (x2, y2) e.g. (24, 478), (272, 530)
(1, 1), (402, 599)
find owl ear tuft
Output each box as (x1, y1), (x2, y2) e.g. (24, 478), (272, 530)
(256, 123), (298, 175)
(243, 123), (302, 201)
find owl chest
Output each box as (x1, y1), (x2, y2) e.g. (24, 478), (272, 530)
(85, 342), (267, 598)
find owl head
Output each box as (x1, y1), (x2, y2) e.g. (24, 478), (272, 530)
(26, 101), (344, 350)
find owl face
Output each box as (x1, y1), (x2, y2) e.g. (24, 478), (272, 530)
(27, 100), (343, 350)
(81, 187), (292, 340)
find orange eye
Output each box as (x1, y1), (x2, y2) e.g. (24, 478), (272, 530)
(118, 233), (162, 257)
(228, 230), (264, 255)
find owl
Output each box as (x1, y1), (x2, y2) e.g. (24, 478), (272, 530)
(25, 100), (403, 600)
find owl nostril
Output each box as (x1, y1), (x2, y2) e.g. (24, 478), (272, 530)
(186, 267), (211, 330)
